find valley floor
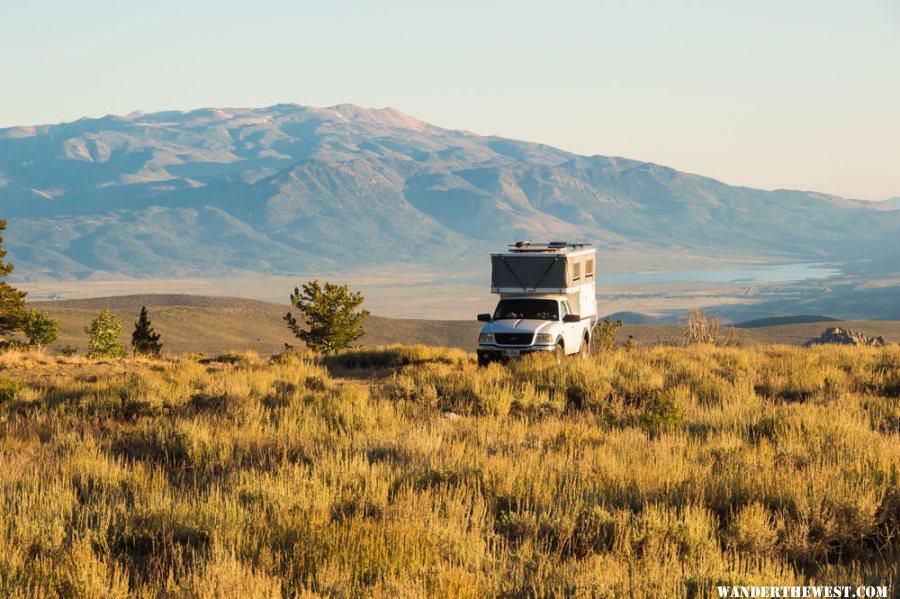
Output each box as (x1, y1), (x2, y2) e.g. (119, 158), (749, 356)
(0, 344), (897, 596)
(25, 294), (900, 356)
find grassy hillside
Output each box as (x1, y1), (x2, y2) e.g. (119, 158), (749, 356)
(30, 296), (481, 355)
(27, 294), (900, 355)
(0, 344), (896, 596)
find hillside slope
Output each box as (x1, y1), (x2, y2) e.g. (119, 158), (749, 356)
(30, 295), (480, 355)
(28, 294), (900, 354)
(3, 104), (898, 279)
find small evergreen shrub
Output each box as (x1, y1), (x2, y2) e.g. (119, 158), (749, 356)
(131, 306), (162, 357)
(640, 390), (683, 437)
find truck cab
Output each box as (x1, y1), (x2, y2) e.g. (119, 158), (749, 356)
(476, 296), (592, 365)
(476, 241), (598, 366)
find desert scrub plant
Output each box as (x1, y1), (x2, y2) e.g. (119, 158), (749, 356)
(725, 501), (780, 556)
(0, 377), (24, 403)
(173, 553), (283, 598)
(58, 344), (78, 357)
(639, 390), (683, 437)
(680, 307), (721, 345)
(109, 505), (214, 585)
(85, 308), (127, 359)
(591, 316), (622, 353)
(754, 347), (850, 402)
(611, 356), (667, 406)
(627, 503), (720, 562)
(688, 374), (738, 408)
(324, 344), (471, 370)
(563, 367), (614, 413)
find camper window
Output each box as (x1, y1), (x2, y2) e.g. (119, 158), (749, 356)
(586, 259), (594, 280)
(573, 262), (581, 282)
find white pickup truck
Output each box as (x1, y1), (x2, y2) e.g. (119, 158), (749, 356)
(476, 242), (598, 366)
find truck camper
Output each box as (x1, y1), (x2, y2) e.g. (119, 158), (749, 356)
(476, 241), (598, 366)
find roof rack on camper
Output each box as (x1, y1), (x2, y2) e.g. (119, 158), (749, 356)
(507, 240), (592, 253)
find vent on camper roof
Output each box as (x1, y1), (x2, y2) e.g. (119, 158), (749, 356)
(514, 240), (532, 248)
(548, 241), (568, 249)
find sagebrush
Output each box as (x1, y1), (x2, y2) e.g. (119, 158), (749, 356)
(0, 343), (896, 597)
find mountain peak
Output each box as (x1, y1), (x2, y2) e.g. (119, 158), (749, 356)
(311, 103), (433, 132)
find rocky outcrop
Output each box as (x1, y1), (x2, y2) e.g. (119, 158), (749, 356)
(803, 327), (887, 347)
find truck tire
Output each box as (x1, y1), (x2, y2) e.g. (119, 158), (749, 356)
(579, 334), (590, 359)
(555, 342), (565, 365)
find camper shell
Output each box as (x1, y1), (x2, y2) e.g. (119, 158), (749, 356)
(490, 241), (598, 323)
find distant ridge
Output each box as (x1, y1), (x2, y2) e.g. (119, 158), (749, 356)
(31, 294), (287, 312)
(734, 315), (841, 329)
(604, 311), (665, 325)
(3, 103), (899, 280)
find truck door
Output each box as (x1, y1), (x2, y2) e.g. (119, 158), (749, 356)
(560, 300), (578, 353)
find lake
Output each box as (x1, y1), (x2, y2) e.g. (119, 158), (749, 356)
(600, 262), (843, 285)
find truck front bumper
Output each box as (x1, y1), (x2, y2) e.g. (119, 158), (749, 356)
(477, 344), (556, 364)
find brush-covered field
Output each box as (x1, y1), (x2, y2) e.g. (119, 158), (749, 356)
(0, 344), (897, 597)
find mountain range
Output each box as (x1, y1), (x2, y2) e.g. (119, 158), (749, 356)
(1, 103), (898, 281)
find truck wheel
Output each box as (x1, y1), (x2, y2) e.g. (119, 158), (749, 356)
(477, 354), (491, 368)
(580, 334), (590, 359)
(555, 342), (565, 365)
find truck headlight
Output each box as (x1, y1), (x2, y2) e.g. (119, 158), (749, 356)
(479, 333), (494, 343)
(535, 333), (553, 344)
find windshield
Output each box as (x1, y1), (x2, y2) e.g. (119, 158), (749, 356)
(492, 299), (559, 321)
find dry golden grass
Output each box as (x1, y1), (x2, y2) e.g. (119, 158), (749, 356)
(0, 344), (897, 597)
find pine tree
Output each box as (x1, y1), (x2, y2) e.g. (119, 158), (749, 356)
(0, 220), (27, 336)
(284, 280), (370, 353)
(85, 309), (127, 359)
(131, 306), (162, 357)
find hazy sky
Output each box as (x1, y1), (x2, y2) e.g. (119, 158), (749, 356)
(2, 0), (898, 200)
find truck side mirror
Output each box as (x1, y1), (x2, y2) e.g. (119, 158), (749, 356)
(563, 314), (581, 323)
(477, 313), (492, 322)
